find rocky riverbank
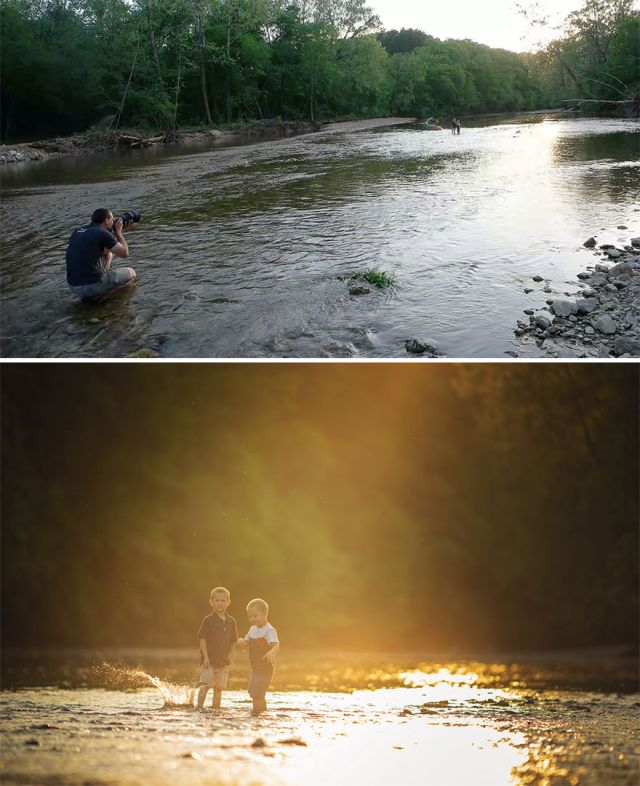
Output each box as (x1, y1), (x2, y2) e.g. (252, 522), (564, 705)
(0, 118), (415, 166)
(515, 235), (640, 358)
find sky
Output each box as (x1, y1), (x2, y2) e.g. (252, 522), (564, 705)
(369, 0), (585, 52)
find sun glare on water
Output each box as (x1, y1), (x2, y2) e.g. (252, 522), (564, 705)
(278, 666), (528, 786)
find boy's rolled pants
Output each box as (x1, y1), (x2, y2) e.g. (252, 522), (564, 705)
(248, 670), (272, 699)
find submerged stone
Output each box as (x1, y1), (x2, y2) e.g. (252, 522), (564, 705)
(405, 338), (438, 355)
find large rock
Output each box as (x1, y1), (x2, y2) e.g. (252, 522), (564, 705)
(603, 248), (623, 259)
(608, 261), (633, 277)
(593, 315), (617, 335)
(613, 336), (640, 357)
(534, 315), (551, 330)
(589, 273), (607, 286)
(405, 338), (438, 355)
(631, 237), (640, 248)
(576, 298), (598, 315)
(550, 300), (577, 318)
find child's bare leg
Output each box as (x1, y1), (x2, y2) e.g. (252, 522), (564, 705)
(196, 685), (209, 708)
(212, 689), (222, 709)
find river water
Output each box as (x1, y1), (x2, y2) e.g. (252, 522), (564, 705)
(1, 651), (638, 785)
(1, 116), (638, 358)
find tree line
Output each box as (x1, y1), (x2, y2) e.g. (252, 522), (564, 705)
(2, 0), (637, 141)
(2, 365), (638, 652)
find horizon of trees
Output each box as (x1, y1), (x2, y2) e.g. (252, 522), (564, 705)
(2, 364), (638, 653)
(1, 0), (637, 142)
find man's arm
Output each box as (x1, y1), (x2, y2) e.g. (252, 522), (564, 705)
(111, 219), (129, 258)
(199, 638), (210, 668)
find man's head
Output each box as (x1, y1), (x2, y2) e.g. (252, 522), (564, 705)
(209, 587), (231, 615)
(246, 598), (269, 627)
(91, 208), (114, 229)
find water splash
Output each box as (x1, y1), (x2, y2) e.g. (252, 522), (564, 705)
(91, 662), (195, 706)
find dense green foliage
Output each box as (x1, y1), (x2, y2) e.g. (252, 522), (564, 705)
(527, 0), (639, 113)
(2, 365), (638, 652)
(2, 0), (636, 141)
(0, 0), (542, 140)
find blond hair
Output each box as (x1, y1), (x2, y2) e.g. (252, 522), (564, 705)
(210, 586), (231, 599)
(246, 597), (269, 614)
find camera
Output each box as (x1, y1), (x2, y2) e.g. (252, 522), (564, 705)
(114, 210), (141, 229)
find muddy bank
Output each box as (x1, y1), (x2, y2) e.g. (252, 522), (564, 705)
(0, 117), (415, 166)
(514, 232), (640, 358)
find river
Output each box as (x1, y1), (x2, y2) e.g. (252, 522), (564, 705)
(1, 650), (638, 785)
(1, 116), (638, 358)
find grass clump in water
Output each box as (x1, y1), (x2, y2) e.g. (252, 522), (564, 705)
(362, 269), (394, 288)
(338, 269), (394, 289)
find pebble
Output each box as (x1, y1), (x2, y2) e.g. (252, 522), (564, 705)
(532, 275), (544, 282)
(126, 348), (160, 358)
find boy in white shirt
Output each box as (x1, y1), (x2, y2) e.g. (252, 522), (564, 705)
(237, 598), (279, 715)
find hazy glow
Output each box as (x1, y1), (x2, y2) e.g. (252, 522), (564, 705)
(370, 0), (587, 52)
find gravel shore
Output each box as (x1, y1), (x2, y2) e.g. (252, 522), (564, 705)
(515, 235), (640, 358)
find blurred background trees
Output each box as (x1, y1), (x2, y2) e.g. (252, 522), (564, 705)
(2, 365), (637, 652)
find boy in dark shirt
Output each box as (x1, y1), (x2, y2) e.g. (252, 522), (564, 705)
(196, 587), (238, 710)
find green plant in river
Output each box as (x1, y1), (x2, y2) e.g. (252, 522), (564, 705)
(339, 269), (395, 288)
(362, 268), (394, 288)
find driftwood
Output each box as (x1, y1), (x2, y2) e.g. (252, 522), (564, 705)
(116, 132), (166, 148)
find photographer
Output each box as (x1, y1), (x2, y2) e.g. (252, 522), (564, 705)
(66, 208), (136, 300)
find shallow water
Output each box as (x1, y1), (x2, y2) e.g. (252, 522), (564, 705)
(1, 654), (638, 785)
(1, 116), (639, 358)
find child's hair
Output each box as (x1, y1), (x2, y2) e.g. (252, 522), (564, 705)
(210, 586), (231, 599)
(247, 598), (269, 614)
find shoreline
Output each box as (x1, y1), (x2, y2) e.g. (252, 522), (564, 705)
(514, 233), (640, 358)
(0, 117), (416, 166)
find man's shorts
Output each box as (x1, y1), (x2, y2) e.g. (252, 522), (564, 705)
(199, 665), (229, 690)
(68, 266), (136, 300)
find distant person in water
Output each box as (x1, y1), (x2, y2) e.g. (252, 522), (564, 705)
(237, 598), (279, 715)
(196, 587), (238, 710)
(65, 208), (136, 300)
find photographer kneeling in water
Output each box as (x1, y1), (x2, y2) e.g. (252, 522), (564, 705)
(66, 208), (137, 300)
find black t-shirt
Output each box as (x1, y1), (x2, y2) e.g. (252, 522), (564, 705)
(197, 613), (238, 667)
(66, 224), (117, 285)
